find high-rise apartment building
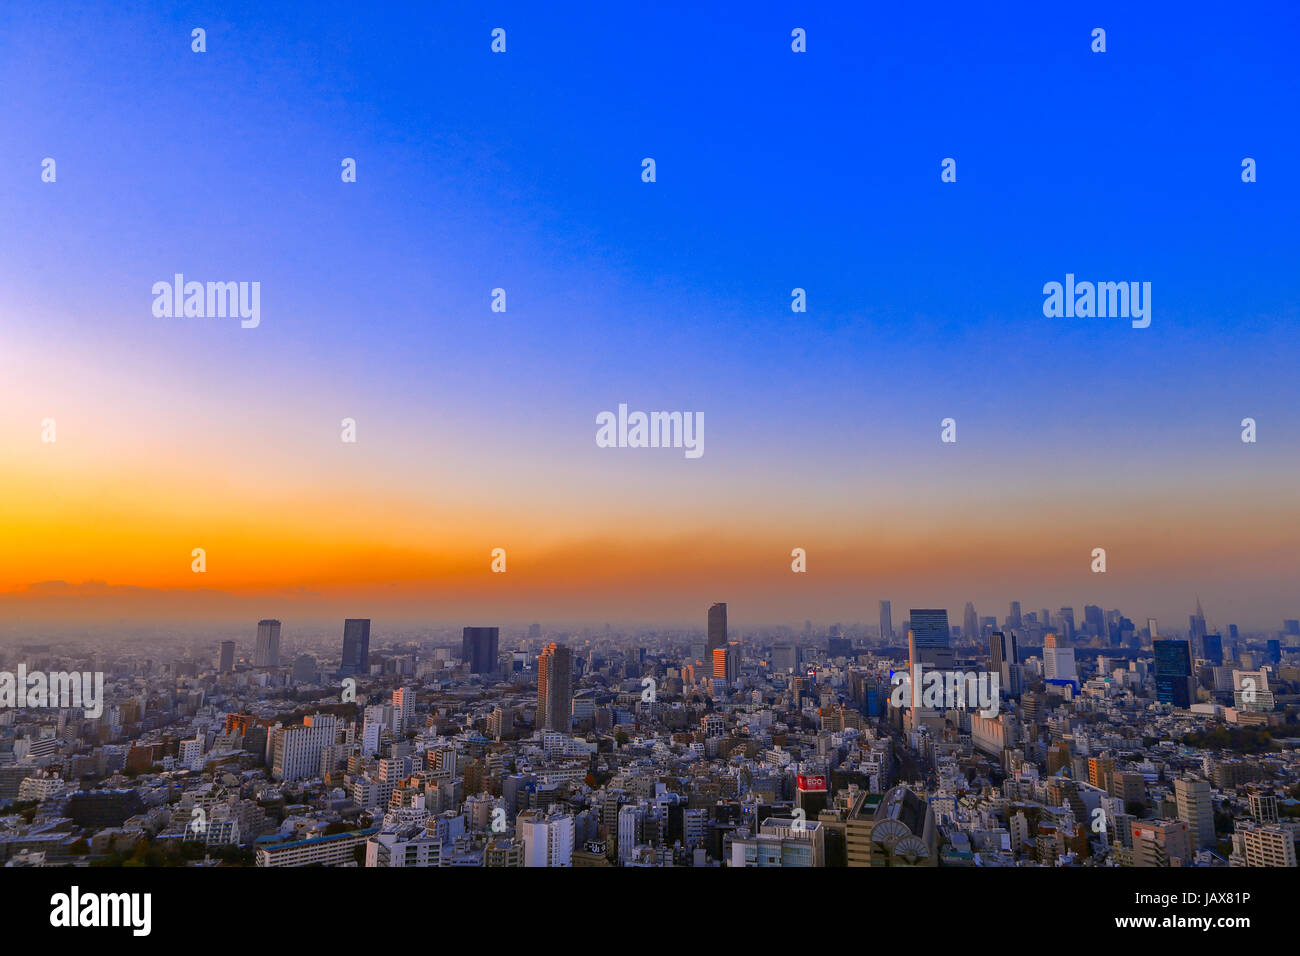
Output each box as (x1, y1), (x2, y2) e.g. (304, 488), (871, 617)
(1174, 777), (1215, 850)
(271, 714), (338, 782)
(1233, 825), (1296, 867)
(520, 810), (575, 867)
(879, 600), (893, 641)
(219, 640), (236, 673)
(537, 642), (572, 732)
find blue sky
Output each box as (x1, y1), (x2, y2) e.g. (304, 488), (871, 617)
(1, 2), (1297, 626)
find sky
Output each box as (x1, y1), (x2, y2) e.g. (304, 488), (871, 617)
(1, 2), (1298, 632)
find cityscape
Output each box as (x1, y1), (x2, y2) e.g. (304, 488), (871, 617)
(2, 0), (1295, 935)
(3, 599), (1298, 871)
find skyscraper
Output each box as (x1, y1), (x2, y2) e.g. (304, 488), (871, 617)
(219, 640), (236, 673)
(537, 642), (572, 732)
(254, 620), (281, 668)
(908, 609), (952, 668)
(1154, 639), (1194, 708)
(963, 603), (979, 643)
(1007, 601), (1022, 630)
(1189, 598), (1208, 644)
(707, 603), (728, 655)
(340, 618), (371, 676)
(879, 600), (893, 642)
(1057, 608), (1075, 642)
(462, 626), (500, 674)
(1200, 633), (1224, 666)
(990, 630), (1020, 695)
(1084, 605), (1105, 639)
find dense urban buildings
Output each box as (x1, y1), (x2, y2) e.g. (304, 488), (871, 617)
(1, 598), (1298, 872)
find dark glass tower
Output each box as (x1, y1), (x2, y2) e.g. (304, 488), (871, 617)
(341, 618), (371, 676)
(1154, 639), (1193, 708)
(462, 626), (500, 674)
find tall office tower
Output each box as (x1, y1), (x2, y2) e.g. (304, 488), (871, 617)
(1153, 639), (1194, 708)
(713, 641), (740, 686)
(461, 626), (500, 674)
(990, 631), (1020, 695)
(1057, 608), (1075, 642)
(707, 603), (728, 655)
(963, 603), (979, 643)
(219, 640), (236, 673)
(537, 642), (573, 732)
(1084, 605), (1105, 639)
(1043, 633), (1078, 686)
(1147, 618), (1159, 642)
(1174, 777), (1216, 850)
(254, 620), (281, 667)
(1200, 633), (1224, 666)
(1266, 639), (1282, 664)
(908, 609), (952, 667)
(879, 601), (893, 642)
(1189, 598), (1208, 644)
(340, 619), (371, 676)
(528, 622), (542, 641)
(1007, 601), (1022, 630)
